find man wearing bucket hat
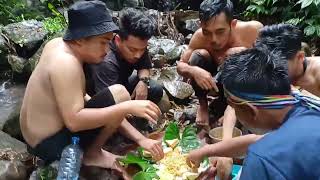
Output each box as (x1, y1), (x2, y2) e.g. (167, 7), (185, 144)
(20, 0), (163, 174)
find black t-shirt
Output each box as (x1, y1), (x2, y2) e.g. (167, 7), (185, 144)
(84, 39), (152, 96)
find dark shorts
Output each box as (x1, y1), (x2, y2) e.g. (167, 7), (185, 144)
(27, 87), (115, 165)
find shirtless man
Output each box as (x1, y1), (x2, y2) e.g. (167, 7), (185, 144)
(188, 24), (320, 174)
(177, 0), (262, 126)
(20, 0), (163, 174)
(176, 0), (262, 179)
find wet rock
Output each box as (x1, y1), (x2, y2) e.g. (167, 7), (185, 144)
(0, 28), (10, 71)
(7, 55), (27, 74)
(185, 18), (200, 33)
(167, 44), (187, 64)
(0, 160), (27, 180)
(2, 20), (48, 58)
(0, 81), (25, 140)
(152, 54), (167, 68)
(163, 81), (194, 104)
(148, 37), (177, 57)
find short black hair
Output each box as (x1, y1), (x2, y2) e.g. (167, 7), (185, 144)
(118, 8), (156, 40)
(199, 0), (233, 23)
(256, 24), (303, 60)
(220, 45), (291, 95)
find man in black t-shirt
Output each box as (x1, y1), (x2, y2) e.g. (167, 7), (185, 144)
(85, 8), (163, 104)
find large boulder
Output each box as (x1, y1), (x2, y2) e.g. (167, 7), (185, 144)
(0, 160), (27, 180)
(173, 10), (199, 36)
(163, 81), (194, 104)
(2, 20), (48, 58)
(148, 37), (177, 58)
(0, 81), (26, 140)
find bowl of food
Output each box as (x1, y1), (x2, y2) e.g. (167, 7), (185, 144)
(208, 127), (242, 144)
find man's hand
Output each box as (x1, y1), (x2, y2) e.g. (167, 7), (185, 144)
(132, 81), (148, 100)
(211, 157), (233, 180)
(138, 138), (164, 161)
(186, 149), (205, 168)
(193, 67), (219, 92)
(123, 100), (161, 124)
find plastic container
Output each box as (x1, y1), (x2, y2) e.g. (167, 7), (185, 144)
(57, 137), (83, 180)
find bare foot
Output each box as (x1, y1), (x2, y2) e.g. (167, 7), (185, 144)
(196, 104), (209, 126)
(83, 150), (129, 179)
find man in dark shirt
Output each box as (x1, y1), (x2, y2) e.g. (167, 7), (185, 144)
(85, 8), (163, 104)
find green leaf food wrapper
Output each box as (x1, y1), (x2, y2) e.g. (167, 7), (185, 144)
(119, 122), (210, 180)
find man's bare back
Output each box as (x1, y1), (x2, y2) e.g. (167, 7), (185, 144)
(20, 38), (85, 147)
(295, 57), (320, 96)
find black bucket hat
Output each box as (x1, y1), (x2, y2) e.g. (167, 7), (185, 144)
(63, 0), (119, 40)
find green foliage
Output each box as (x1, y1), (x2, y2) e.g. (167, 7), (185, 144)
(119, 153), (159, 180)
(164, 122), (180, 140)
(180, 125), (200, 153)
(0, 0), (46, 25)
(37, 166), (57, 180)
(43, 16), (66, 34)
(240, 0), (320, 37)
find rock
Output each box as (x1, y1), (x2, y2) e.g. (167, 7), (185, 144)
(173, 10), (199, 36)
(152, 54), (167, 68)
(154, 66), (183, 86)
(0, 160), (27, 180)
(163, 81), (194, 104)
(148, 37), (177, 57)
(157, 90), (171, 113)
(0, 29), (10, 71)
(2, 20), (48, 58)
(0, 131), (26, 153)
(0, 81), (25, 139)
(0, 132), (34, 180)
(185, 18), (200, 33)
(7, 55), (27, 74)
(167, 44), (187, 64)
(185, 34), (193, 44)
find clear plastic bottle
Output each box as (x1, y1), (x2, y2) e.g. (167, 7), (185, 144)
(57, 137), (83, 180)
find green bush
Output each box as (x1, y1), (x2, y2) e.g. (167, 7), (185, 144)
(0, 0), (46, 25)
(240, 0), (320, 37)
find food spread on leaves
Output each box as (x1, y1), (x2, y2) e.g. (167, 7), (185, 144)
(119, 122), (209, 180)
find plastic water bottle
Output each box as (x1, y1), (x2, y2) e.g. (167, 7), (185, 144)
(57, 137), (83, 180)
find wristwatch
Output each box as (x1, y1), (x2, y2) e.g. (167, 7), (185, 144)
(139, 77), (150, 86)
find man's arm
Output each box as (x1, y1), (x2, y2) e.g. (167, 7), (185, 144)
(187, 134), (263, 168)
(222, 106), (237, 140)
(119, 119), (164, 160)
(177, 30), (204, 79)
(50, 55), (129, 132)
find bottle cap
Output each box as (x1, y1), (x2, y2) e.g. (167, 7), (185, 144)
(72, 136), (80, 145)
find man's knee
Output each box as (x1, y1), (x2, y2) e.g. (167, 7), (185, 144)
(109, 84), (130, 103)
(148, 81), (163, 104)
(189, 49), (211, 66)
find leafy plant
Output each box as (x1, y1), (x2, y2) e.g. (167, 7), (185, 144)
(164, 122), (180, 140)
(43, 16), (66, 34)
(180, 125), (201, 153)
(240, 0), (320, 37)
